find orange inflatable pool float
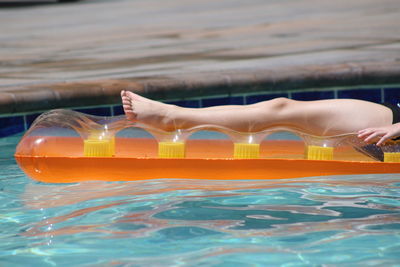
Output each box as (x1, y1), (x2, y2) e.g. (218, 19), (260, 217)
(15, 109), (400, 183)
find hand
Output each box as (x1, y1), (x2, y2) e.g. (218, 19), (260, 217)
(358, 123), (400, 146)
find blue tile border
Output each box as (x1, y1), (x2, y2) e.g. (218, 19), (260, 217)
(291, 91), (335, 101)
(1, 86), (399, 137)
(0, 116), (25, 138)
(74, 107), (112, 116)
(384, 87), (400, 104)
(166, 100), (201, 108)
(337, 88), (382, 103)
(113, 105), (124, 116)
(202, 96), (244, 107)
(26, 113), (42, 128)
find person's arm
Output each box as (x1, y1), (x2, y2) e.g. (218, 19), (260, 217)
(358, 123), (400, 146)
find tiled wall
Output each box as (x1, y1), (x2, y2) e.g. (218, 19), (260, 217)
(1, 86), (399, 138)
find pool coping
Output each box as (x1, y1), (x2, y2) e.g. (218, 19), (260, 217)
(2, 62), (400, 115)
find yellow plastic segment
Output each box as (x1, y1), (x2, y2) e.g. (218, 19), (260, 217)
(158, 142), (185, 158)
(84, 131), (115, 157)
(234, 143), (260, 159)
(84, 138), (115, 157)
(307, 145), (333, 160)
(384, 152), (400, 163)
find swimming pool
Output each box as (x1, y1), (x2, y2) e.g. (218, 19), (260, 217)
(1, 134), (399, 266)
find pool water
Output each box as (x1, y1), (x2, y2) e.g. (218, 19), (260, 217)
(1, 134), (399, 266)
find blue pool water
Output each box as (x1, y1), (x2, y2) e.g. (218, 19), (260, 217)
(1, 134), (399, 266)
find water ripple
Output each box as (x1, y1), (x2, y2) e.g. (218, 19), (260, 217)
(0, 149), (399, 267)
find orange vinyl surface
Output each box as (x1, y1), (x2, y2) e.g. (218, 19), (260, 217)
(15, 137), (400, 183)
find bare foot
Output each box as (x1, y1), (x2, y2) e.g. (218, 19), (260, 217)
(121, 90), (177, 131)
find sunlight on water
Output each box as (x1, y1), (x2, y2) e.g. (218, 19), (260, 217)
(0, 134), (399, 266)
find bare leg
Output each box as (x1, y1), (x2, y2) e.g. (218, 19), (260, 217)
(121, 90), (392, 136)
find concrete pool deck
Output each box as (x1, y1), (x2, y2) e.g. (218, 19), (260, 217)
(0, 0), (399, 114)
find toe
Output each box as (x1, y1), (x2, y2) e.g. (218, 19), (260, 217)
(125, 91), (141, 101)
(122, 98), (131, 105)
(125, 91), (135, 98)
(123, 104), (132, 111)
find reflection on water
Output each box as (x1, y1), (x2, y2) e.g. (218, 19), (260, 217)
(1, 135), (399, 266)
(1, 173), (400, 266)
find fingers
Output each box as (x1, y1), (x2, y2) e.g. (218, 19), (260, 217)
(357, 128), (377, 140)
(357, 128), (371, 134)
(357, 129), (372, 138)
(376, 133), (391, 146)
(357, 126), (396, 146)
(357, 127), (386, 144)
(363, 131), (383, 143)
